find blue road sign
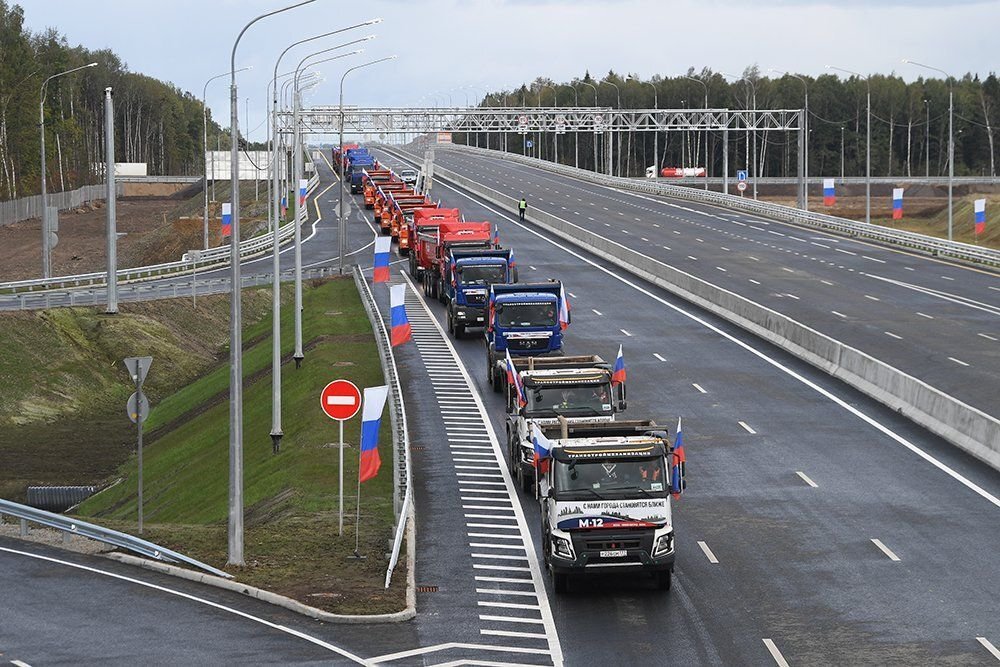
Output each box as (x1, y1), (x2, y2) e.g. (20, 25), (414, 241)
(526, 140), (534, 149)
(737, 169), (748, 182)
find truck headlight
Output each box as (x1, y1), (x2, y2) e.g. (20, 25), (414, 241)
(552, 535), (575, 560)
(653, 531), (674, 557)
(457, 311), (466, 317)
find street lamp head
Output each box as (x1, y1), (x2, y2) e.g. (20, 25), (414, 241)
(86, 62), (99, 68)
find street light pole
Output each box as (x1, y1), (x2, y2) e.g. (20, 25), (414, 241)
(204, 67), (250, 251)
(339, 56), (397, 275)
(562, 85), (580, 168)
(599, 80), (620, 176)
(539, 84), (556, 163)
(722, 72), (757, 199)
(827, 66), (870, 225)
(905, 60), (954, 240)
(580, 81), (599, 173)
(228, 0), (316, 568)
(681, 75), (709, 188)
(40, 62), (97, 278)
(770, 69), (808, 209)
(628, 76), (657, 179)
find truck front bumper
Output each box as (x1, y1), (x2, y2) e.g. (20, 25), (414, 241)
(453, 305), (486, 326)
(550, 530), (675, 576)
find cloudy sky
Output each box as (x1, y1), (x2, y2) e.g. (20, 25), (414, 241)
(13, 0), (1000, 141)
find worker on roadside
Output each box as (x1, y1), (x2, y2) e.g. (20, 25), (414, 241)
(518, 196), (527, 221)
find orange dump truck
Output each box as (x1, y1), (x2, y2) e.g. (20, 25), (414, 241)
(405, 208), (461, 268)
(362, 169), (397, 209)
(388, 194), (434, 241)
(373, 183), (412, 230)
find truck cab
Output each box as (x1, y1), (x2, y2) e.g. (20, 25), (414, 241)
(373, 183), (411, 228)
(443, 248), (517, 338)
(486, 282), (569, 389)
(362, 169), (397, 209)
(503, 355), (626, 491)
(537, 422), (685, 592)
(388, 195), (433, 240)
(407, 208), (461, 277)
(348, 156), (376, 193)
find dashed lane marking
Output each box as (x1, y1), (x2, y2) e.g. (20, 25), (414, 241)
(871, 538), (901, 561)
(796, 471), (819, 488)
(697, 541), (719, 564)
(762, 639), (791, 667)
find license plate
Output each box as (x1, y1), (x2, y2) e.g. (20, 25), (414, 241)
(476, 317), (484, 322)
(599, 549), (627, 558)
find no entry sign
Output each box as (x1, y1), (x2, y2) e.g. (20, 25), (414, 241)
(320, 380), (362, 421)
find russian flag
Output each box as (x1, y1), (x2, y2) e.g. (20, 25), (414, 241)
(487, 287), (496, 332)
(221, 202), (232, 238)
(493, 226), (500, 248)
(892, 188), (904, 220)
(280, 195), (287, 218)
(373, 236), (392, 283)
(823, 178), (835, 206)
(390, 284), (412, 347)
(505, 349), (527, 407)
(532, 428), (552, 469)
(298, 178), (308, 207)
(450, 254), (457, 287)
(671, 417), (685, 499)
(558, 284), (570, 331)
(508, 247), (517, 270)
(975, 198), (986, 235)
(359, 385), (389, 483)
(612, 344), (626, 386)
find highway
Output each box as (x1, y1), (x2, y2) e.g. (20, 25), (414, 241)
(3, 146), (1000, 665)
(374, 146), (1000, 665)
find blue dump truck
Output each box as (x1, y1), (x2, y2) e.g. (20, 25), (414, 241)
(346, 149), (375, 193)
(486, 281), (569, 390)
(443, 248), (518, 338)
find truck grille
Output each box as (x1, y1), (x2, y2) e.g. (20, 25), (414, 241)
(466, 293), (486, 305)
(507, 338), (544, 351)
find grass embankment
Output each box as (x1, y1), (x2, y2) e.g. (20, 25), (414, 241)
(75, 278), (402, 614)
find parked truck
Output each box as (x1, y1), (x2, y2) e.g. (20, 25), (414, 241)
(442, 248), (517, 338)
(486, 281), (569, 389)
(536, 421), (685, 592)
(405, 208), (461, 268)
(362, 169), (397, 209)
(503, 355), (626, 491)
(415, 221), (493, 300)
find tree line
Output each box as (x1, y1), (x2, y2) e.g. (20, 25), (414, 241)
(0, 1), (227, 201)
(464, 67), (999, 179)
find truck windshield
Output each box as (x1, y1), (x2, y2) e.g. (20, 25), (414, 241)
(496, 303), (556, 328)
(460, 264), (506, 285)
(553, 457), (667, 497)
(525, 384), (613, 417)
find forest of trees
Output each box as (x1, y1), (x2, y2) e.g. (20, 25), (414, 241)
(472, 67), (1000, 180)
(0, 1), (226, 201)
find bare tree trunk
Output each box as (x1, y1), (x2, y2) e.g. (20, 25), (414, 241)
(56, 132), (65, 192)
(981, 90), (996, 177)
(887, 113), (894, 178)
(906, 117), (912, 177)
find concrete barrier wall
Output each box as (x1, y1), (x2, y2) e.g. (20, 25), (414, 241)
(426, 159), (1000, 471)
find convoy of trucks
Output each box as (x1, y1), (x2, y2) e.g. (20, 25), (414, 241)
(341, 144), (686, 593)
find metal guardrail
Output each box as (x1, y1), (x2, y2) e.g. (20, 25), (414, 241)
(1, 183), (123, 227)
(116, 176), (203, 184)
(445, 144), (1000, 269)
(640, 176), (1000, 186)
(353, 265), (412, 589)
(0, 498), (232, 579)
(0, 170), (320, 295)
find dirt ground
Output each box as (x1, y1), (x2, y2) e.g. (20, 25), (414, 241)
(0, 199), (212, 282)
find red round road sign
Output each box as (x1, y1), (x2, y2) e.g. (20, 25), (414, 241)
(320, 380), (362, 421)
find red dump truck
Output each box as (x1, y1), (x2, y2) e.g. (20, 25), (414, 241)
(362, 169), (397, 209)
(415, 221), (493, 300)
(403, 208), (460, 262)
(373, 183), (412, 231)
(388, 194), (434, 241)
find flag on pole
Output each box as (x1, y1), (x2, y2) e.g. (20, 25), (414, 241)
(221, 202), (232, 238)
(823, 178), (835, 206)
(373, 236), (392, 283)
(671, 417), (685, 499)
(674, 417), (686, 465)
(612, 344), (626, 386)
(487, 287), (496, 332)
(389, 284), (412, 347)
(280, 195), (287, 218)
(505, 349), (527, 408)
(298, 178), (308, 207)
(450, 254), (457, 287)
(975, 198), (986, 235)
(359, 385), (389, 482)
(508, 247), (517, 270)
(532, 428), (552, 468)
(892, 188), (904, 220)
(493, 226), (500, 248)
(558, 284), (570, 331)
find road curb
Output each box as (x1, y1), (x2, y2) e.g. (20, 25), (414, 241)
(106, 545), (416, 624)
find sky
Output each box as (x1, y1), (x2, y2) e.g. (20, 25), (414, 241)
(13, 0), (1000, 142)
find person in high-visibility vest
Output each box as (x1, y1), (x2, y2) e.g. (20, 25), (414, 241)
(518, 197), (527, 221)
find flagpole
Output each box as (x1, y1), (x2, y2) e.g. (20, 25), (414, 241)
(353, 443), (365, 558)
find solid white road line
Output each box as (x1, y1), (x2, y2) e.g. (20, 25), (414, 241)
(477, 589), (540, 597)
(738, 421), (757, 434)
(592, 309), (603, 316)
(697, 541), (719, 564)
(620, 329), (633, 336)
(864, 294), (880, 301)
(479, 614), (545, 625)
(653, 353), (667, 362)
(831, 311), (846, 318)
(917, 312), (934, 319)
(976, 637), (1000, 661)
(871, 538), (901, 561)
(948, 357), (970, 367)
(11, 661), (33, 667)
(979, 333), (998, 341)
(762, 638), (791, 667)
(884, 331), (903, 340)
(692, 383), (707, 394)
(0, 546), (367, 664)
(749, 279), (761, 285)
(796, 471), (819, 488)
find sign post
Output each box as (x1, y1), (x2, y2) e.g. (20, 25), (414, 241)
(320, 379), (362, 535)
(124, 356), (152, 534)
(188, 250), (202, 308)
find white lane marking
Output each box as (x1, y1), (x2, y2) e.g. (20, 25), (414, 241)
(476, 588), (539, 596)
(479, 614), (545, 625)
(864, 295), (880, 301)
(721, 246), (730, 252)
(864, 273), (1000, 317)
(811, 242), (831, 249)
(738, 421), (757, 434)
(653, 353), (667, 362)
(820, 280), (834, 286)
(768, 230), (786, 237)
(979, 333), (998, 341)
(423, 163), (1000, 511)
(835, 248), (858, 256)
(478, 600), (540, 610)
(948, 357), (970, 367)
(692, 383), (707, 394)
(592, 309), (603, 316)
(941, 275), (956, 281)
(863, 256), (887, 264)
(884, 331), (903, 340)
(831, 311), (846, 318)
(620, 329), (633, 337)
(528, 265), (537, 271)
(11, 662), (33, 667)
(781, 267), (795, 273)
(697, 541), (719, 564)
(749, 279), (761, 285)
(568, 292), (577, 298)
(905, 266), (916, 271)
(871, 538), (901, 561)
(748, 256), (760, 261)
(917, 312), (934, 319)
(785, 294), (800, 300)
(476, 576), (533, 584)
(716, 267), (728, 273)
(977, 637), (1000, 661)
(687, 255), (698, 261)
(0, 546), (367, 664)
(369, 641), (550, 663)
(796, 471), (819, 488)
(762, 639), (791, 667)
(662, 245), (671, 250)
(481, 629), (548, 640)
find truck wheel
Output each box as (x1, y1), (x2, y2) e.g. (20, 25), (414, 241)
(492, 367), (504, 393)
(454, 323), (465, 339)
(656, 570), (672, 591)
(519, 466), (533, 493)
(437, 280), (446, 304)
(447, 309), (455, 334)
(486, 351), (495, 386)
(551, 569), (569, 594)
